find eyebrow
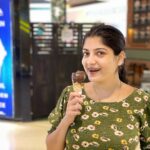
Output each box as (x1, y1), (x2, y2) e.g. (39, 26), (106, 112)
(82, 48), (107, 51)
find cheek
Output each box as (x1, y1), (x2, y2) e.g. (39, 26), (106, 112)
(102, 59), (117, 70)
(107, 56), (118, 65)
(81, 58), (85, 67)
(106, 60), (119, 72)
(81, 59), (88, 72)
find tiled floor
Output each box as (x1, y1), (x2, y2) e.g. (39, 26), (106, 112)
(0, 119), (50, 150)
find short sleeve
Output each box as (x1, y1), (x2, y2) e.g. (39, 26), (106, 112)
(140, 92), (150, 149)
(47, 86), (71, 134)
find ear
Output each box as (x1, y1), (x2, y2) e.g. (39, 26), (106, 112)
(118, 51), (126, 66)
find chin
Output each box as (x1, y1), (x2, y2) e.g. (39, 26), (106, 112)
(88, 76), (98, 82)
(88, 75), (104, 82)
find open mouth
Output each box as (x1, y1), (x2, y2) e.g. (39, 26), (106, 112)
(88, 68), (101, 73)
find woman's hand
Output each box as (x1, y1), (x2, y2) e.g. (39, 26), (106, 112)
(63, 92), (83, 125)
(46, 92), (83, 150)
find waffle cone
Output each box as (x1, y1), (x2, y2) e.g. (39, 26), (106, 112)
(73, 82), (83, 93)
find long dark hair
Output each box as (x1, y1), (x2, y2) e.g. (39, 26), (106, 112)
(82, 24), (127, 83)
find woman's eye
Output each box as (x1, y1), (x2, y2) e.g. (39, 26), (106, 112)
(97, 51), (105, 56)
(82, 52), (89, 56)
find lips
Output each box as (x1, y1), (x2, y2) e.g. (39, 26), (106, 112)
(87, 68), (101, 76)
(88, 68), (101, 72)
(86, 68), (101, 80)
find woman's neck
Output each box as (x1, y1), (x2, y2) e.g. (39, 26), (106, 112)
(91, 78), (123, 101)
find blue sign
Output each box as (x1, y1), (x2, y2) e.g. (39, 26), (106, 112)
(0, 0), (14, 118)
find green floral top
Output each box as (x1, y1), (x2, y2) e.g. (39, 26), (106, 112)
(48, 86), (150, 150)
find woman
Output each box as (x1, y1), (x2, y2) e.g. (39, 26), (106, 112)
(46, 24), (150, 150)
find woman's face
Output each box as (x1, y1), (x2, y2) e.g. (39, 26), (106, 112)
(82, 36), (123, 83)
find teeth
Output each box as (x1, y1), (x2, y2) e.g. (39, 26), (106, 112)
(88, 68), (100, 71)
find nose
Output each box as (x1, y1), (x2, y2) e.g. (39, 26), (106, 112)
(87, 54), (96, 65)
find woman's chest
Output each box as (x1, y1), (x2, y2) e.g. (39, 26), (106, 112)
(66, 104), (141, 149)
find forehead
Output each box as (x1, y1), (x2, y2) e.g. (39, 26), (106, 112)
(83, 36), (105, 48)
(83, 36), (110, 50)
(84, 36), (103, 44)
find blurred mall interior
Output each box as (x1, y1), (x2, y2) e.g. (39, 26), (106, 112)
(0, 0), (150, 149)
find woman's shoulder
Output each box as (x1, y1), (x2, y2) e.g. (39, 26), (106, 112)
(123, 83), (149, 98)
(132, 88), (150, 104)
(61, 85), (73, 95)
(135, 88), (150, 97)
(64, 85), (73, 91)
(61, 84), (74, 91)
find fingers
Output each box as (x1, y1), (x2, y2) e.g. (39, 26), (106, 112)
(71, 103), (82, 111)
(64, 92), (84, 124)
(71, 110), (81, 116)
(67, 100), (82, 112)
(75, 103), (82, 110)
(66, 92), (83, 116)
(69, 92), (83, 104)
(68, 97), (83, 106)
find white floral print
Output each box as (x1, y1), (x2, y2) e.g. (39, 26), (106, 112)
(81, 114), (89, 120)
(134, 97), (142, 102)
(81, 141), (89, 147)
(48, 86), (150, 150)
(72, 144), (80, 149)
